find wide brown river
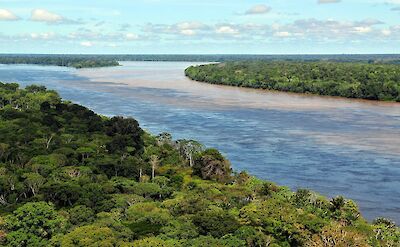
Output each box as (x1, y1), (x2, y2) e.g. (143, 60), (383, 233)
(1, 61), (399, 222)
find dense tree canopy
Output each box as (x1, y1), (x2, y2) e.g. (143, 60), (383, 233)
(0, 82), (398, 246)
(0, 55), (119, 68)
(185, 61), (400, 101)
(2, 54), (400, 68)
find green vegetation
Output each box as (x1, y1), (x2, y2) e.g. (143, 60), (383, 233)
(185, 61), (400, 102)
(2, 54), (400, 66)
(0, 82), (398, 246)
(0, 55), (119, 68)
(103, 54), (400, 63)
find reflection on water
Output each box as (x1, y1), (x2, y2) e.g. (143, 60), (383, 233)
(1, 62), (400, 223)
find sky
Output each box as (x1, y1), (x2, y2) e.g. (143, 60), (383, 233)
(0, 0), (399, 54)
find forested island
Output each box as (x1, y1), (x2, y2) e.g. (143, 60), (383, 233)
(185, 61), (400, 102)
(0, 82), (398, 246)
(0, 55), (119, 69)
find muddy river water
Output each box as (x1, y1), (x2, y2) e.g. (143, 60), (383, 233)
(1, 61), (399, 222)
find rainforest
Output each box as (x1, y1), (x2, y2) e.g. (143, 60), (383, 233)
(185, 61), (400, 101)
(0, 82), (398, 246)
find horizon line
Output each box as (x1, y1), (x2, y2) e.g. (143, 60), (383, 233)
(1, 53), (400, 56)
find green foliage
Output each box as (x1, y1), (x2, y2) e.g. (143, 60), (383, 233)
(160, 216), (199, 240)
(60, 225), (119, 247)
(129, 236), (180, 247)
(193, 149), (233, 183)
(0, 83), (398, 246)
(68, 205), (95, 226)
(193, 206), (240, 238)
(183, 235), (246, 247)
(372, 218), (400, 245)
(126, 202), (171, 225)
(5, 202), (66, 246)
(0, 55), (119, 68)
(185, 61), (400, 101)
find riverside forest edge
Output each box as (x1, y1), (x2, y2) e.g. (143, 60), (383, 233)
(2, 54), (400, 101)
(185, 61), (400, 102)
(0, 82), (399, 246)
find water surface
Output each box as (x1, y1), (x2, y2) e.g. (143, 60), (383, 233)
(1, 62), (399, 223)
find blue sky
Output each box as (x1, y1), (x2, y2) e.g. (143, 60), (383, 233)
(0, 0), (399, 54)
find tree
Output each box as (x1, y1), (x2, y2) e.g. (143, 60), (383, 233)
(176, 139), (204, 167)
(25, 85), (47, 94)
(42, 181), (81, 207)
(126, 202), (172, 237)
(372, 218), (400, 245)
(193, 206), (240, 238)
(129, 237), (179, 247)
(5, 202), (66, 246)
(60, 225), (118, 247)
(150, 155), (159, 180)
(105, 116), (144, 155)
(22, 172), (45, 196)
(234, 226), (275, 246)
(126, 202), (171, 225)
(307, 223), (370, 247)
(184, 235), (245, 247)
(193, 149), (232, 183)
(68, 205), (95, 226)
(156, 132), (173, 146)
(160, 216), (199, 240)
(5, 231), (48, 247)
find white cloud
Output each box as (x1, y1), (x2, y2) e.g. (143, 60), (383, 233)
(180, 29), (196, 36)
(30, 9), (82, 25)
(318, 0), (341, 4)
(142, 21), (208, 38)
(31, 9), (64, 23)
(353, 26), (372, 34)
(216, 26), (239, 35)
(30, 32), (55, 40)
(176, 22), (205, 36)
(10, 17), (394, 46)
(382, 29), (392, 36)
(0, 9), (19, 21)
(177, 22), (204, 30)
(126, 33), (139, 40)
(244, 4), (271, 15)
(274, 31), (292, 37)
(80, 41), (93, 47)
(140, 17), (397, 43)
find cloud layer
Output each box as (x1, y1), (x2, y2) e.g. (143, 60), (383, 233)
(0, 1), (398, 53)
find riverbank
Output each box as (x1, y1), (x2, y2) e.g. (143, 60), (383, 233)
(185, 61), (400, 102)
(1, 62), (399, 222)
(0, 81), (399, 246)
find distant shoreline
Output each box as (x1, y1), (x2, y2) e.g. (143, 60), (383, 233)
(2, 53), (400, 65)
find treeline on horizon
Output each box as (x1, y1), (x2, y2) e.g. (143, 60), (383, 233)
(0, 55), (119, 69)
(185, 61), (400, 102)
(2, 53), (400, 64)
(0, 82), (398, 246)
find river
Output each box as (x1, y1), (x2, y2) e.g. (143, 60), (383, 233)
(1, 61), (399, 223)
